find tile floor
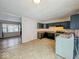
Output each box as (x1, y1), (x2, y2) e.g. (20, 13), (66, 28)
(0, 38), (63, 59)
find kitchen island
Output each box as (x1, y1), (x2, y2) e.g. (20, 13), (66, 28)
(56, 33), (74, 59)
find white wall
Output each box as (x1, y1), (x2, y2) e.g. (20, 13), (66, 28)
(0, 11), (21, 22)
(22, 17), (37, 43)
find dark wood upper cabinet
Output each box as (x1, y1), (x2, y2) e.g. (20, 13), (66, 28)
(37, 23), (44, 29)
(70, 14), (79, 29)
(46, 21), (70, 29)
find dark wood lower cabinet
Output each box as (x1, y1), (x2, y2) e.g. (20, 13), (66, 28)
(47, 33), (55, 39)
(37, 32), (55, 40)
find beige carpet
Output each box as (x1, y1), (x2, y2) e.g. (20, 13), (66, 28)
(0, 38), (62, 59)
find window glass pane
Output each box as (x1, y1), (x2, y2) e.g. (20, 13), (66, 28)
(2, 24), (20, 33)
(18, 25), (20, 32)
(2, 24), (7, 33)
(13, 25), (19, 32)
(8, 24), (14, 32)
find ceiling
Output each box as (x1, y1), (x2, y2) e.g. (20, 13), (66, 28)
(0, 0), (79, 21)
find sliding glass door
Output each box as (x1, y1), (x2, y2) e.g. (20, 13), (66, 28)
(2, 24), (20, 33)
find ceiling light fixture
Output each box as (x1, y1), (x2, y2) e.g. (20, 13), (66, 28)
(33, 0), (40, 4)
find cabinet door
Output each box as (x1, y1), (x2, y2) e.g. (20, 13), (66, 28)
(71, 14), (79, 29)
